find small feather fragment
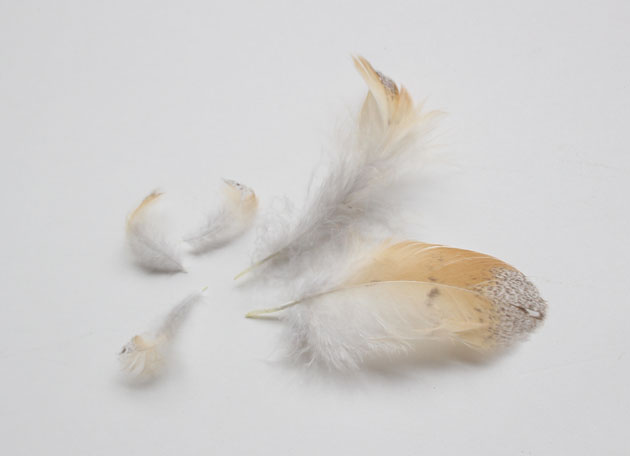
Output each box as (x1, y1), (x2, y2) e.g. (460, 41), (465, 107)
(184, 179), (258, 254)
(118, 290), (205, 379)
(126, 191), (186, 273)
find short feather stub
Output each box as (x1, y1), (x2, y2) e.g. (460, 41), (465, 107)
(247, 241), (547, 369)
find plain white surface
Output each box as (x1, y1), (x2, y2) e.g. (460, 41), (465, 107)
(1, 1), (629, 454)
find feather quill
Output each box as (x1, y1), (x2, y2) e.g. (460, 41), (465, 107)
(247, 241), (547, 369)
(119, 290), (206, 379)
(236, 57), (440, 280)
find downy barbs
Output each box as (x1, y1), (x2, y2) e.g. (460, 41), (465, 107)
(183, 179), (258, 254)
(119, 290), (207, 379)
(126, 179), (257, 272)
(126, 190), (186, 273)
(235, 56), (441, 282)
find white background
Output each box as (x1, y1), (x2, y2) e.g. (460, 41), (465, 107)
(1, 1), (628, 454)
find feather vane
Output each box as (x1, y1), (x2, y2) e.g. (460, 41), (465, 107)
(248, 241), (546, 369)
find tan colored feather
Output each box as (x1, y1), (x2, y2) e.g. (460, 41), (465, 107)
(353, 56), (437, 141)
(346, 241), (546, 349)
(348, 241), (514, 289)
(248, 241), (546, 361)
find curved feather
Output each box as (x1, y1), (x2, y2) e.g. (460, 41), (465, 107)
(354, 56), (423, 143)
(126, 191), (186, 273)
(184, 179), (258, 253)
(248, 241), (546, 369)
(238, 57), (440, 281)
(119, 290), (206, 379)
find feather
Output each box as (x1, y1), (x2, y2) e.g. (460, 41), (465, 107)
(246, 241), (547, 369)
(126, 191), (186, 273)
(184, 179), (258, 254)
(127, 180), (257, 271)
(119, 290), (206, 379)
(235, 57), (440, 281)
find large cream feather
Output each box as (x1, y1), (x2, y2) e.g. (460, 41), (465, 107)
(247, 241), (546, 369)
